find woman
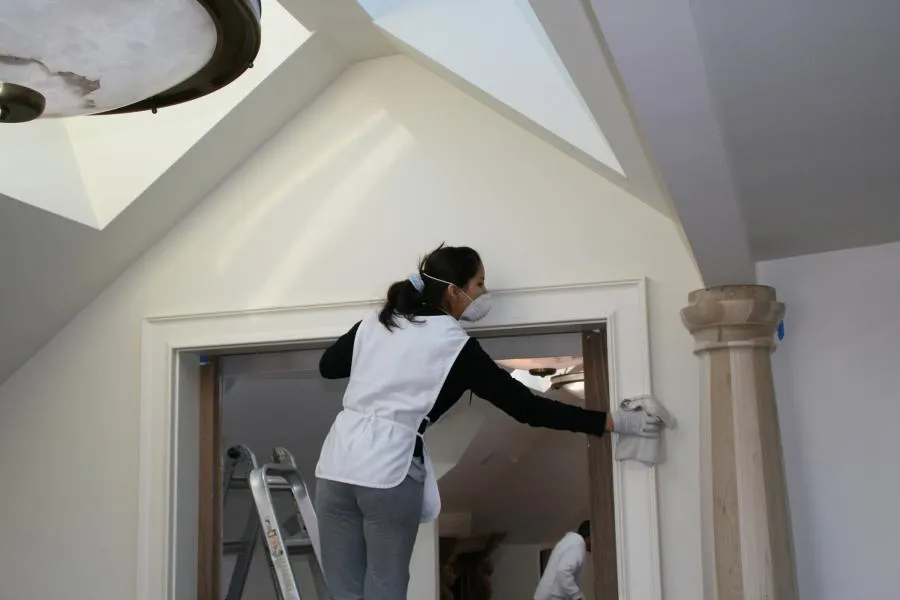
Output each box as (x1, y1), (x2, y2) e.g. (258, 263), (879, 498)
(315, 244), (659, 600)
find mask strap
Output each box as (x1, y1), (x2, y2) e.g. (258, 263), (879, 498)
(422, 272), (469, 299)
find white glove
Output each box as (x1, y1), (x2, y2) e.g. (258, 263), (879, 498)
(611, 410), (663, 438)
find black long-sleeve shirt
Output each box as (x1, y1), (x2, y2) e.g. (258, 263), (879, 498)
(319, 308), (607, 457)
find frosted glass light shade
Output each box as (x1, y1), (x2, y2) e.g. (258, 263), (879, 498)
(550, 371), (585, 400)
(562, 380), (585, 398)
(0, 0), (218, 118)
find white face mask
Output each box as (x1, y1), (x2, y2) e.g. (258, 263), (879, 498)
(420, 272), (491, 321)
(460, 292), (492, 322)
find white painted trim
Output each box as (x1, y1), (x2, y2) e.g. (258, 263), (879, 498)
(137, 278), (662, 600)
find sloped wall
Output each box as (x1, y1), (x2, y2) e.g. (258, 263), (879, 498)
(0, 55), (702, 599)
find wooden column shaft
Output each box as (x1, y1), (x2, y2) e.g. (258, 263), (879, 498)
(682, 286), (798, 600)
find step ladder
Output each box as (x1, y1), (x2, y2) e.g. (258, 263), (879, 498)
(223, 445), (328, 600)
(222, 445), (261, 600)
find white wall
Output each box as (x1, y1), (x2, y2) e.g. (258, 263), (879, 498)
(0, 55), (702, 600)
(492, 544), (541, 600)
(409, 521), (440, 600)
(757, 242), (900, 600)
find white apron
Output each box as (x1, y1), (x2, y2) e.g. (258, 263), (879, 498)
(315, 310), (470, 523)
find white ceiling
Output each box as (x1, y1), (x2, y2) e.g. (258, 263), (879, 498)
(0, 0), (367, 383)
(0, 0), (657, 385)
(690, 0), (900, 261)
(546, 0), (900, 285)
(3, 0), (894, 384)
(0, 1), (309, 229)
(369, 0), (623, 175)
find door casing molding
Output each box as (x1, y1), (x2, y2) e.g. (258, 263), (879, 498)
(136, 278), (661, 600)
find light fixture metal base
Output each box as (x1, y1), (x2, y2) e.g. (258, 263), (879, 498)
(0, 82), (46, 123)
(550, 370), (585, 391)
(529, 367), (557, 377)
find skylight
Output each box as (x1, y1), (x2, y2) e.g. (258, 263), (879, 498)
(0, 0), (309, 229)
(363, 0), (623, 175)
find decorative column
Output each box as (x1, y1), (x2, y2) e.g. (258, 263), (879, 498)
(681, 286), (799, 600)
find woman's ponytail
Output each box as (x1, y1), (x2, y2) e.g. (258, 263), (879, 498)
(378, 278), (422, 330)
(378, 243), (482, 330)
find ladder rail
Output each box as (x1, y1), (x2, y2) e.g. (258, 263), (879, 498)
(223, 445), (258, 502)
(225, 446), (328, 600)
(224, 505), (262, 600)
(268, 449), (323, 565)
(223, 446), (261, 600)
(271, 448), (329, 599)
(249, 463), (305, 600)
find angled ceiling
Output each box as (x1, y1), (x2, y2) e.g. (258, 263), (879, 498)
(690, 0), (900, 261)
(6, 0), (894, 384)
(368, 0), (622, 174)
(0, 1), (309, 229)
(535, 0), (754, 286)
(539, 0), (900, 285)
(0, 0), (672, 384)
(362, 0), (673, 218)
(0, 0), (367, 383)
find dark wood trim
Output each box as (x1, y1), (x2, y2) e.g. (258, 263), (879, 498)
(197, 358), (222, 600)
(582, 329), (619, 598)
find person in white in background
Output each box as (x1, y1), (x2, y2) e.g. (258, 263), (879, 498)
(534, 521), (592, 600)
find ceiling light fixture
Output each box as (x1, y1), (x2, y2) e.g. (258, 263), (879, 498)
(550, 368), (585, 399)
(528, 367), (557, 378)
(0, 0), (262, 124)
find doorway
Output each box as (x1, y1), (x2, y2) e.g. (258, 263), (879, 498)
(197, 327), (618, 600)
(137, 279), (661, 600)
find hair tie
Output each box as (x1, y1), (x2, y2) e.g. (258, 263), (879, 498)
(408, 272), (425, 293)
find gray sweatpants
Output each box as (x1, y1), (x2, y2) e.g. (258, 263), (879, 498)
(315, 457), (426, 600)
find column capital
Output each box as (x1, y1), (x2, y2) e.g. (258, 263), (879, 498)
(681, 285), (785, 352)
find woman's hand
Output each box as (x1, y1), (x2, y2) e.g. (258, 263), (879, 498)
(610, 410), (663, 438)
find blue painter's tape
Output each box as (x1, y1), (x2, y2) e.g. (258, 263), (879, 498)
(776, 320), (785, 341)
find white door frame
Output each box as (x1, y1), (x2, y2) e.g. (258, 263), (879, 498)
(136, 278), (661, 600)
